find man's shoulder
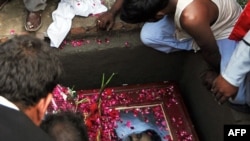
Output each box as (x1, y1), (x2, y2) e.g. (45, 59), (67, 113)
(182, 2), (209, 19)
(0, 105), (53, 141)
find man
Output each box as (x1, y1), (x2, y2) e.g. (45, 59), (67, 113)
(41, 111), (89, 141)
(212, 31), (250, 113)
(0, 0), (47, 31)
(97, 0), (241, 70)
(212, 1), (250, 113)
(0, 35), (62, 140)
(96, 0), (243, 109)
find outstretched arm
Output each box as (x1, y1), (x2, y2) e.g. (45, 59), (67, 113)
(96, 0), (124, 31)
(212, 1), (250, 103)
(212, 31), (250, 104)
(180, 2), (221, 70)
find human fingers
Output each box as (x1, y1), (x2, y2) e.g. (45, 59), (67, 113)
(96, 19), (104, 28)
(214, 92), (222, 102)
(214, 92), (229, 105)
(106, 21), (114, 31)
(210, 79), (218, 93)
(218, 95), (229, 105)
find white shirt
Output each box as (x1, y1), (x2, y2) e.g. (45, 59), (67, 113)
(222, 30), (250, 87)
(0, 96), (19, 111)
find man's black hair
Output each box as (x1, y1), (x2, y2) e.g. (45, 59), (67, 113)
(0, 35), (62, 109)
(120, 0), (169, 23)
(40, 111), (89, 141)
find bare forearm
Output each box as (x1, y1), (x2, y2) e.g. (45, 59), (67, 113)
(109, 0), (124, 16)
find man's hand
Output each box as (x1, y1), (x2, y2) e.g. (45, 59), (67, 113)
(96, 11), (115, 31)
(212, 75), (238, 104)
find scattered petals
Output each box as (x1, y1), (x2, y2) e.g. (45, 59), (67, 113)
(10, 29), (15, 35)
(48, 82), (194, 141)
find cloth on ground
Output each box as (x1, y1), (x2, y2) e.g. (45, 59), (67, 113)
(47, 0), (107, 48)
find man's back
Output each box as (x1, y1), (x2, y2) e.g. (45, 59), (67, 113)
(0, 105), (53, 141)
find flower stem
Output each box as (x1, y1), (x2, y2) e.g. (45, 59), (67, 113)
(97, 72), (116, 141)
(98, 72), (116, 111)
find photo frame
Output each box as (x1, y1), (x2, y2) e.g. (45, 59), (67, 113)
(48, 81), (199, 141)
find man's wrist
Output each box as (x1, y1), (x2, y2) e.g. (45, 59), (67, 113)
(221, 73), (241, 87)
(109, 9), (120, 17)
(107, 10), (115, 16)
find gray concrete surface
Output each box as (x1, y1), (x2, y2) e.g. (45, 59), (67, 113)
(0, 0), (245, 141)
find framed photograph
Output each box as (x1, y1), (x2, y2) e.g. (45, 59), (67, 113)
(48, 81), (199, 141)
(114, 104), (170, 140)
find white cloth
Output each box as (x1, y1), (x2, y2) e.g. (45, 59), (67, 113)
(222, 30), (250, 87)
(47, 0), (107, 48)
(0, 96), (19, 111)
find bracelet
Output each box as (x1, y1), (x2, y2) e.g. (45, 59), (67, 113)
(242, 39), (250, 46)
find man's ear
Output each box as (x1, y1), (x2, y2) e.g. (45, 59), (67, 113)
(36, 93), (53, 125)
